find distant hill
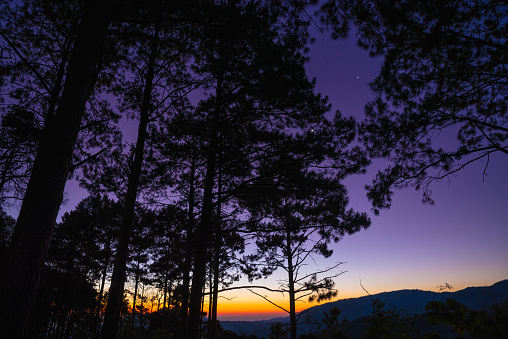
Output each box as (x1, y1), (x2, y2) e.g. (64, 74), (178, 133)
(220, 279), (508, 338)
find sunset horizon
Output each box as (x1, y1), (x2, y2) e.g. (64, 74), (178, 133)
(1, 1), (506, 337)
(214, 276), (508, 321)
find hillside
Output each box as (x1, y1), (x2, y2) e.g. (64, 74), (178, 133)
(220, 279), (508, 338)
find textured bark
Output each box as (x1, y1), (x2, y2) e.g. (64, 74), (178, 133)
(100, 27), (158, 338)
(0, 1), (112, 337)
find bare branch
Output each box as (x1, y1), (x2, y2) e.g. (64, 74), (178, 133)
(248, 289), (289, 314)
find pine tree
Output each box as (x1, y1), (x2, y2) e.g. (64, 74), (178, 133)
(242, 117), (370, 339)
(322, 0), (508, 211)
(0, 1), (115, 335)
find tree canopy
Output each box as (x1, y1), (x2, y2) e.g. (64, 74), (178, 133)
(323, 0), (508, 212)
(7, 0), (507, 337)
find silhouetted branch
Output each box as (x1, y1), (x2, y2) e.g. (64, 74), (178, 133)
(248, 289), (289, 314)
(0, 31), (52, 93)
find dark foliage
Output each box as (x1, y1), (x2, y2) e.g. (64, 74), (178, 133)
(322, 0), (508, 212)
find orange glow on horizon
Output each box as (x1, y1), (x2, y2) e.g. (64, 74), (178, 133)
(214, 291), (352, 318)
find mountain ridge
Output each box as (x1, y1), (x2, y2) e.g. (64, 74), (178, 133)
(220, 279), (508, 338)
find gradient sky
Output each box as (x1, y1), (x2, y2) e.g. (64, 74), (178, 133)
(53, 30), (508, 322)
(212, 32), (508, 321)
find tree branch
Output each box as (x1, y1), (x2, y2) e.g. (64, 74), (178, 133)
(248, 289), (289, 314)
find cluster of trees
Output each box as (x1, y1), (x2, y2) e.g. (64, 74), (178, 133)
(217, 297), (508, 338)
(299, 298), (508, 339)
(0, 0), (505, 338)
(0, 1), (370, 338)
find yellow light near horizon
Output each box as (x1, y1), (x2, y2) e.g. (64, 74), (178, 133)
(214, 289), (348, 316)
(217, 300), (287, 314)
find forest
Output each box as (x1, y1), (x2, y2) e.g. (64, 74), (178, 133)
(0, 0), (506, 338)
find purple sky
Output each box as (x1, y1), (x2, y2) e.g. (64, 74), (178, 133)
(303, 33), (508, 296)
(212, 33), (508, 321)
(47, 28), (508, 320)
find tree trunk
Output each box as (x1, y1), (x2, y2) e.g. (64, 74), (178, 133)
(132, 254), (140, 338)
(139, 284), (145, 334)
(100, 26), (158, 339)
(210, 161), (222, 339)
(94, 247), (110, 338)
(207, 268), (213, 339)
(162, 246), (170, 329)
(187, 73), (223, 339)
(163, 273), (168, 308)
(287, 228), (297, 339)
(63, 311), (73, 339)
(0, 1), (112, 337)
(47, 36), (72, 120)
(210, 240), (220, 339)
(167, 279), (173, 310)
(180, 152), (196, 338)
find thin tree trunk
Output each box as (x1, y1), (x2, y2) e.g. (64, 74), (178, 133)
(47, 36), (72, 120)
(180, 152), (196, 338)
(286, 228), (297, 339)
(56, 309), (65, 339)
(200, 284), (207, 339)
(48, 309), (58, 339)
(94, 253), (109, 338)
(210, 239), (220, 339)
(165, 278), (173, 331)
(63, 310), (73, 339)
(163, 274), (168, 309)
(100, 26), (158, 338)
(210, 160), (222, 339)
(162, 246), (170, 330)
(139, 283), (145, 334)
(76, 275), (88, 338)
(163, 266), (168, 328)
(187, 73), (223, 339)
(132, 253), (140, 338)
(167, 279), (173, 310)
(0, 1), (112, 336)
(207, 268), (213, 339)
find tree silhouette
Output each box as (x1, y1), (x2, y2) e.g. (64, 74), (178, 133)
(0, 1), (78, 206)
(0, 1), (408, 337)
(0, 207), (15, 262)
(31, 195), (121, 338)
(242, 119), (370, 339)
(0, 1), (114, 335)
(127, 207), (153, 338)
(0, 109), (40, 206)
(179, 2), (337, 336)
(99, 23), (160, 338)
(424, 298), (508, 338)
(87, 11), (193, 336)
(145, 205), (188, 333)
(322, 0), (508, 212)
(0, 0), (121, 207)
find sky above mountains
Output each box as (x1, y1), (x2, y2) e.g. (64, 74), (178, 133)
(50, 29), (508, 321)
(213, 32), (508, 321)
